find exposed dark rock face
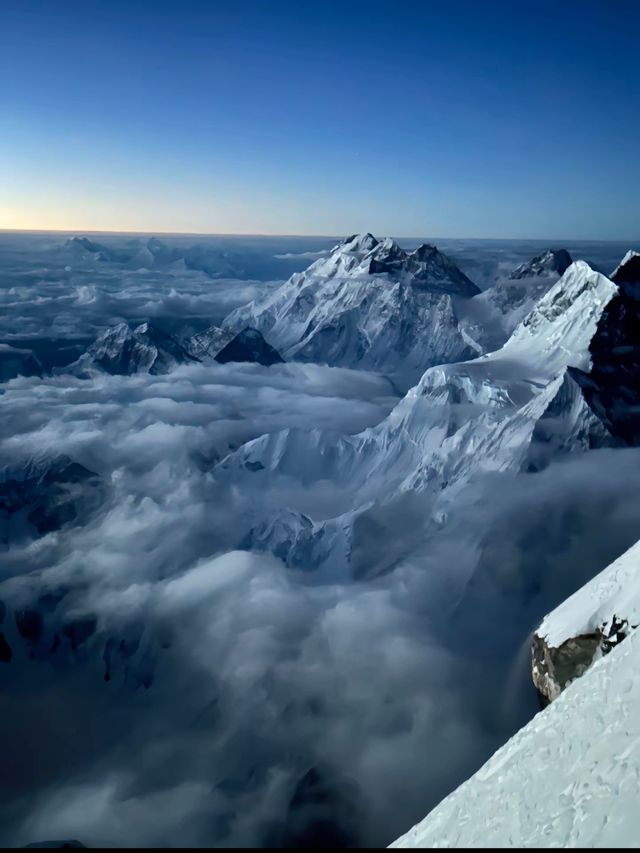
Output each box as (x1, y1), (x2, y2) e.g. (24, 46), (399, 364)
(568, 276), (640, 446)
(532, 615), (633, 705)
(611, 251), (640, 285)
(367, 241), (480, 297)
(531, 631), (602, 706)
(215, 328), (284, 366)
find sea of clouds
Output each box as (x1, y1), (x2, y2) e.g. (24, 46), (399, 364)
(1, 232), (638, 847)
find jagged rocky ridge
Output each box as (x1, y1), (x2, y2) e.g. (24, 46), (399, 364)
(70, 322), (284, 376)
(69, 321), (199, 376)
(223, 233), (481, 383)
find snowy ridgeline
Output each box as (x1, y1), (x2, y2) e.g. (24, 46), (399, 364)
(391, 540), (640, 849)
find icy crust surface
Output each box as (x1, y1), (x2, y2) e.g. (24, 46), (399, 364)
(538, 538), (640, 649)
(391, 623), (640, 849)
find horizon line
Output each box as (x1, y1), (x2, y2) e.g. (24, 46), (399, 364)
(0, 227), (636, 246)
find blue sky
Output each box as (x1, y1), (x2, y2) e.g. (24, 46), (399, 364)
(1, 0), (639, 239)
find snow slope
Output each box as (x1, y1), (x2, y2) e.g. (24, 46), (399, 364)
(538, 538), (640, 649)
(223, 233), (480, 383)
(391, 617), (640, 848)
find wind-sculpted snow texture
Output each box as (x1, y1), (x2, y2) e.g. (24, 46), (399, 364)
(2, 231), (640, 848)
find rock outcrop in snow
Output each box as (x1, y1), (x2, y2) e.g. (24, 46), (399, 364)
(222, 233), (480, 383)
(391, 608), (640, 848)
(532, 538), (640, 704)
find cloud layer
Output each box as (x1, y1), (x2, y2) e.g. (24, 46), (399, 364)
(2, 233), (639, 847)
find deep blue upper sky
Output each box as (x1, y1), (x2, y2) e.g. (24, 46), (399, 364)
(1, 0), (639, 238)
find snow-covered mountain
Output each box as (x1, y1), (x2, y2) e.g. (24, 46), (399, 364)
(508, 248), (573, 279)
(220, 262), (621, 569)
(63, 236), (123, 263)
(458, 248), (574, 352)
(223, 233), (480, 383)
(63, 235), (237, 277)
(70, 321), (199, 376)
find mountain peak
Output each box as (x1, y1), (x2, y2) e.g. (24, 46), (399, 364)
(337, 233), (379, 254)
(611, 250), (640, 285)
(508, 248), (573, 280)
(215, 327), (284, 366)
(78, 321), (199, 375)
